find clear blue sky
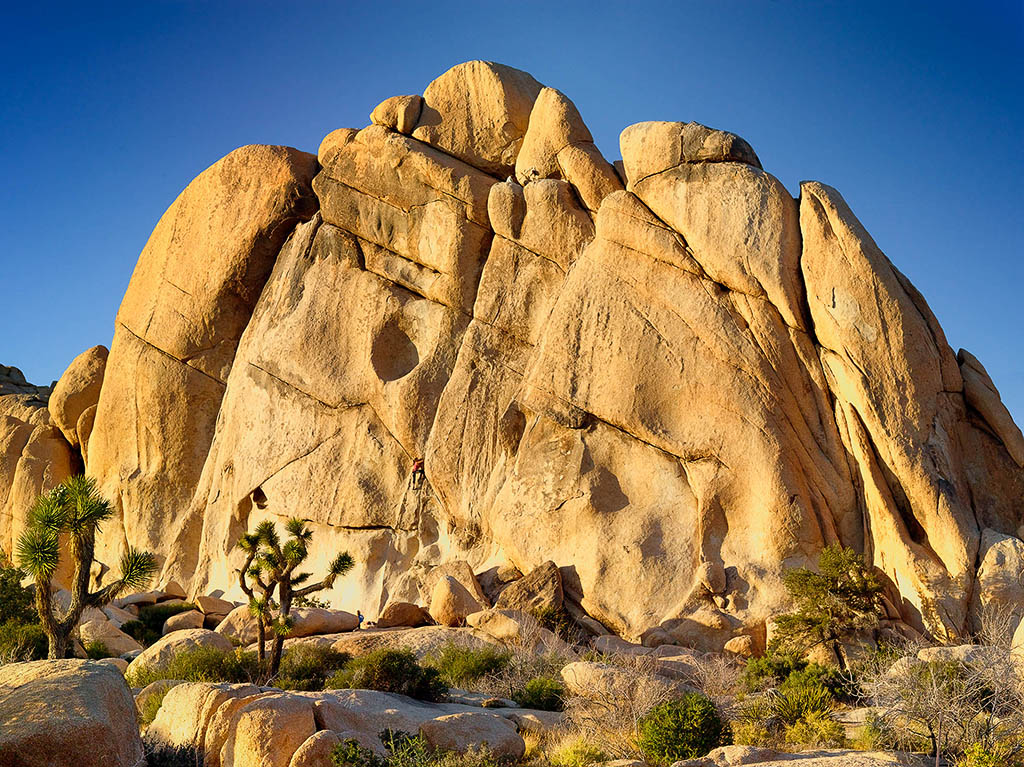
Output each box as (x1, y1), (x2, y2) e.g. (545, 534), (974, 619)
(1, 1), (1021, 422)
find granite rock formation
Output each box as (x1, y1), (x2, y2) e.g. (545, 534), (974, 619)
(3, 61), (1022, 650)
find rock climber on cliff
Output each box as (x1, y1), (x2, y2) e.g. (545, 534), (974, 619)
(411, 457), (425, 490)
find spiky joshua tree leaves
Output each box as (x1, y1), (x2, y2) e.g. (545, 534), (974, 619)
(16, 475), (158, 659)
(237, 518), (353, 679)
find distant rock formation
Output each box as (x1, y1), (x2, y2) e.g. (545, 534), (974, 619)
(3, 61), (1022, 650)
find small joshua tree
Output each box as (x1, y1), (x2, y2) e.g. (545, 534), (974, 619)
(772, 544), (884, 670)
(16, 475), (157, 659)
(237, 518), (353, 678)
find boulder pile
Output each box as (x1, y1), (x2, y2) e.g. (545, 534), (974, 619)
(2, 59), (1022, 653)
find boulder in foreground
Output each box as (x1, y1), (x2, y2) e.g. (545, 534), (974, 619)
(0, 659), (143, 767)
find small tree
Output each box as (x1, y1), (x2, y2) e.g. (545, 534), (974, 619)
(16, 475), (157, 659)
(772, 544), (884, 670)
(237, 518), (353, 679)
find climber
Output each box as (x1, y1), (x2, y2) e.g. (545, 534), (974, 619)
(357, 610), (364, 630)
(411, 457), (425, 490)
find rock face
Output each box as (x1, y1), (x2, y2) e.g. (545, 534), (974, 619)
(7, 60), (1023, 649)
(0, 659), (144, 767)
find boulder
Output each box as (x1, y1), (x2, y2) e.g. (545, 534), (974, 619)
(466, 608), (568, 651)
(47, 345), (108, 446)
(494, 560), (563, 613)
(422, 560), (490, 606)
(160, 580), (188, 599)
(220, 693), (316, 767)
(77, 618), (143, 656)
(289, 730), (342, 767)
(87, 144), (319, 578)
(972, 529), (1024, 627)
(430, 575), (485, 627)
(325, 626), (500, 660)
(102, 604), (137, 627)
(377, 601), (432, 628)
(413, 60), (542, 176)
(216, 605), (358, 644)
(126, 628), (233, 681)
(0, 659), (143, 767)
(134, 678), (185, 718)
(147, 681), (261, 751)
(419, 712), (525, 759)
(163, 609), (205, 634)
(196, 594), (236, 615)
(916, 644), (990, 665)
(371, 95), (423, 135)
(560, 660), (685, 701)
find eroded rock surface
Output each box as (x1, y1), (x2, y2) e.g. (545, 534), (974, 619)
(9, 60), (1022, 649)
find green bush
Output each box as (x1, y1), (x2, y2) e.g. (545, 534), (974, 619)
(0, 555), (36, 625)
(332, 739), (387, 767)
(637, 694), (731, 764)
(731, 719), (776, 748)
(0, 620), (47, 662)
(770, 683), (834, 726)
(549, 736), (607, 767)
(784, 711), (846, 748)
(274, 644), (351, 690)
(126, 602), (196, 647)
(779, 663), (851, 701)
(741, 652), (807, 692)
(83, 640), (114, 659)
(138, 687), (172, 727)
(326, 648), (446, 702)
(956, 742), (1024, 767)
(515, 675), (564, 711)
(428, 643), (509, 688)
(126, 646), (261, 687)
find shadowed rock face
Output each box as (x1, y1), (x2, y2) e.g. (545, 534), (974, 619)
(5, 61), (1022, 648)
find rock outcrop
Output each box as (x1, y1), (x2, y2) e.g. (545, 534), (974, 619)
(0, 659), (144, 767)
(5, 60), (1023, 650)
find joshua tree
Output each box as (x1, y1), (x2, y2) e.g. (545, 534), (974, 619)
(237, 518), (353, 678)
(772, 544), (884, 670)
(16, 475), (158, 658)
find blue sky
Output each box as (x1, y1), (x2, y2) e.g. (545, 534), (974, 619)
(1, 0), (1021, 422)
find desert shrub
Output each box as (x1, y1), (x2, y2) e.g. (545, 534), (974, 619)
(637, 694), (731, 764)
(0, 620), (47, 662)
(139, 686), (172, 727)
(731, 719), (776, 748)
(549, 736), (608, 767)
(0, 554), (36, 625)
(0, 555), (45, 664)
(784, 710), (847, 748)
(741, 652), (807, 692)
(127, 646), (261, 687)
(531, 605), (580, 643)
(273, 644), (350, 690)
(428, 643), (509, 688)
(332, 739), (387, 767)
(772, 544), (884, 670)
(83, 640), (114, 659)
(432, 745), (502, 767)
(770, 683), (834, 726)
(143, 736), (203, 767)
(780, 662), (852, 701)
(515, 675), (564, 711)
(956, 742), (1024, 767)
(129, 602), (196, 647)
(326, 648), (446, 702)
